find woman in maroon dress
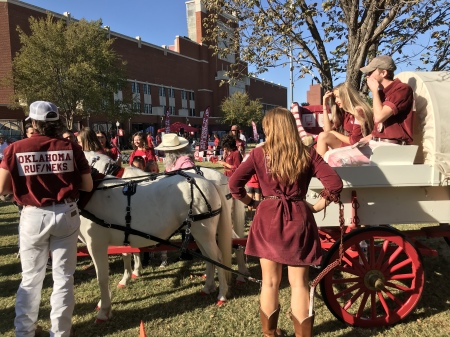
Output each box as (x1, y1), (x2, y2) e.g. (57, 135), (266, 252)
(229, 107), (342, 337)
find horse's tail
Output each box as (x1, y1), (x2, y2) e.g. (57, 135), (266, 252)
(214, 184), (233, 285)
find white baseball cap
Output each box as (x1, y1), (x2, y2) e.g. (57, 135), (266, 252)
(26, 101), (59, 121)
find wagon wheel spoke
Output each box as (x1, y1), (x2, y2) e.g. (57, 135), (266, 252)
(343, 287), (365, 311)
(384, 281), (413, 292)
(370, 291), (377, 319)
(377, 291), (391, 316)
(388, 273), (415, 281)
(356, 291), (370, 318)
(335, 282), (363, 299)
(332, 276), (361, 285)
(382, 287), (405, 307)
(380, 246), (405, 273)
(375, 240), (389, 269)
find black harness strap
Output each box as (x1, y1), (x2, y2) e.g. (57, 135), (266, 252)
(79, 208), (259, 283)
(122, 181), (137, 245)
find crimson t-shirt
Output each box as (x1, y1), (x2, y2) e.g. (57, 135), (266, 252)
(0, 134), (91, 206)
(372, 79), (414, 144)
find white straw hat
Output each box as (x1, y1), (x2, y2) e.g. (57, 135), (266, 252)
(154, 133), (189, 151)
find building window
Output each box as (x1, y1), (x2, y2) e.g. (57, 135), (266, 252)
(144, 103), (152, 114)
(189, 108), (195, 116)
(131, 82), (140, 94)
(143, 84), (151, 95)
(133, 102), (141, 111)
(181, 90), (187, 100)
(189, 92), (195, 100)
(169, 106), (175, 114)
(159, 87), (166, 97)
(168, 88), (175, 98)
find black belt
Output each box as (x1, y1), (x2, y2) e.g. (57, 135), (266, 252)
(373, 137), (406, 145)
(263, 196), (304, 201)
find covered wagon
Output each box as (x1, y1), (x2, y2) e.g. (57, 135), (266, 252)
(306, 71), (450, 327)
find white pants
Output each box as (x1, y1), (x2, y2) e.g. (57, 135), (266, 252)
(15, 202), (80, 337)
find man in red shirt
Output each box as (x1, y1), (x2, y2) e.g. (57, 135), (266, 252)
(361, 55), (414, 144)
(0, 101), (93, 337)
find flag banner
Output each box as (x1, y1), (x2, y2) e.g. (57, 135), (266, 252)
(199, 107), (210, 152)
(251, 121), (259, 142)
(164, 109), (171, 134)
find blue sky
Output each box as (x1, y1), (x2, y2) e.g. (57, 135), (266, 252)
(22, 0), (305, 104)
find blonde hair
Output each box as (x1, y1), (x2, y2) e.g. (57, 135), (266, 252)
(333, 82), (374, 136)
(262, 107), (310, 185)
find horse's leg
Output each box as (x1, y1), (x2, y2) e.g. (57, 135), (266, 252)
(132, 252), (143, 277)
(80, 220), (113, 323)
(196, 241), (217, 295)
(118, 253), (132, 288)
(191, 223), (229, 305)
(232, 230), (250, 284)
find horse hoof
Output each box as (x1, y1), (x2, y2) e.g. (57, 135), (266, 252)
(117, 283), (126, 288)
(235, 279), (246, 286)
(216, 300), (227, 306)
(132, 273), (138, 279)
(95, 318), (107, 324)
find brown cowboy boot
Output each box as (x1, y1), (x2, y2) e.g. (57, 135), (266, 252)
(290, 310), (315, 337)
(259, 305), (284, 337)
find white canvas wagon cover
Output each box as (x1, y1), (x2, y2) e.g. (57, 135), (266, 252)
(396, 71), (450, 178)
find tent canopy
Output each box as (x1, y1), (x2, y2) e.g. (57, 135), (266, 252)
(158, 122), (199, 133)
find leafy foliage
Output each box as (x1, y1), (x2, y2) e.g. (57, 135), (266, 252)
(203, 0), (450, 91)
(220, 92), (264, 126)
(10, 14), (133, 129)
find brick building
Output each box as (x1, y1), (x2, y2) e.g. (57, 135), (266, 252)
(0, 0), (286, 144)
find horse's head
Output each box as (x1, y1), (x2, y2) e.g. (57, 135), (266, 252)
(84, 151), (114, 175)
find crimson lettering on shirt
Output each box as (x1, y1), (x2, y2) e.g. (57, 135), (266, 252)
(16, 150), (74, 176)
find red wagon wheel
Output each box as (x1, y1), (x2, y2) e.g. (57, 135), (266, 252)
(319, 226), (424, 328)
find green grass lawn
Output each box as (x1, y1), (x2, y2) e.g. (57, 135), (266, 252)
(1, 166), (450, 336)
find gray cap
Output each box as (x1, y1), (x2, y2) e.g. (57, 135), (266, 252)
(360, 55), (397, 73)
(25, 101), (59, 121)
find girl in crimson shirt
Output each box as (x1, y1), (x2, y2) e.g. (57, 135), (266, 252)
(217, 134), (242, 178)
(129, 132), (156, 166)
(316, 82), (374, 156)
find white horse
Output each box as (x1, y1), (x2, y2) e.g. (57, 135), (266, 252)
(78, 153), (233, 323)
(121, 165), (250, 284)
(83, 153), (248, 288)
(83, 153), (249, 286)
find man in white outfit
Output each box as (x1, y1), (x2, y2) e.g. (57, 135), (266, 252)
(0, 101), (93, 337)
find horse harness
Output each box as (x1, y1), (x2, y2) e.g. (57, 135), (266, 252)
(78, 168), (259, 283)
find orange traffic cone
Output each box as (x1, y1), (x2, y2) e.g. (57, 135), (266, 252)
(139, 320), (147, 337)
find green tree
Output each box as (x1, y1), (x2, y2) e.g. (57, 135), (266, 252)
(220, 92), (264, 126)
(10, 14), (133, 129)
(203, 0), (450, 91)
